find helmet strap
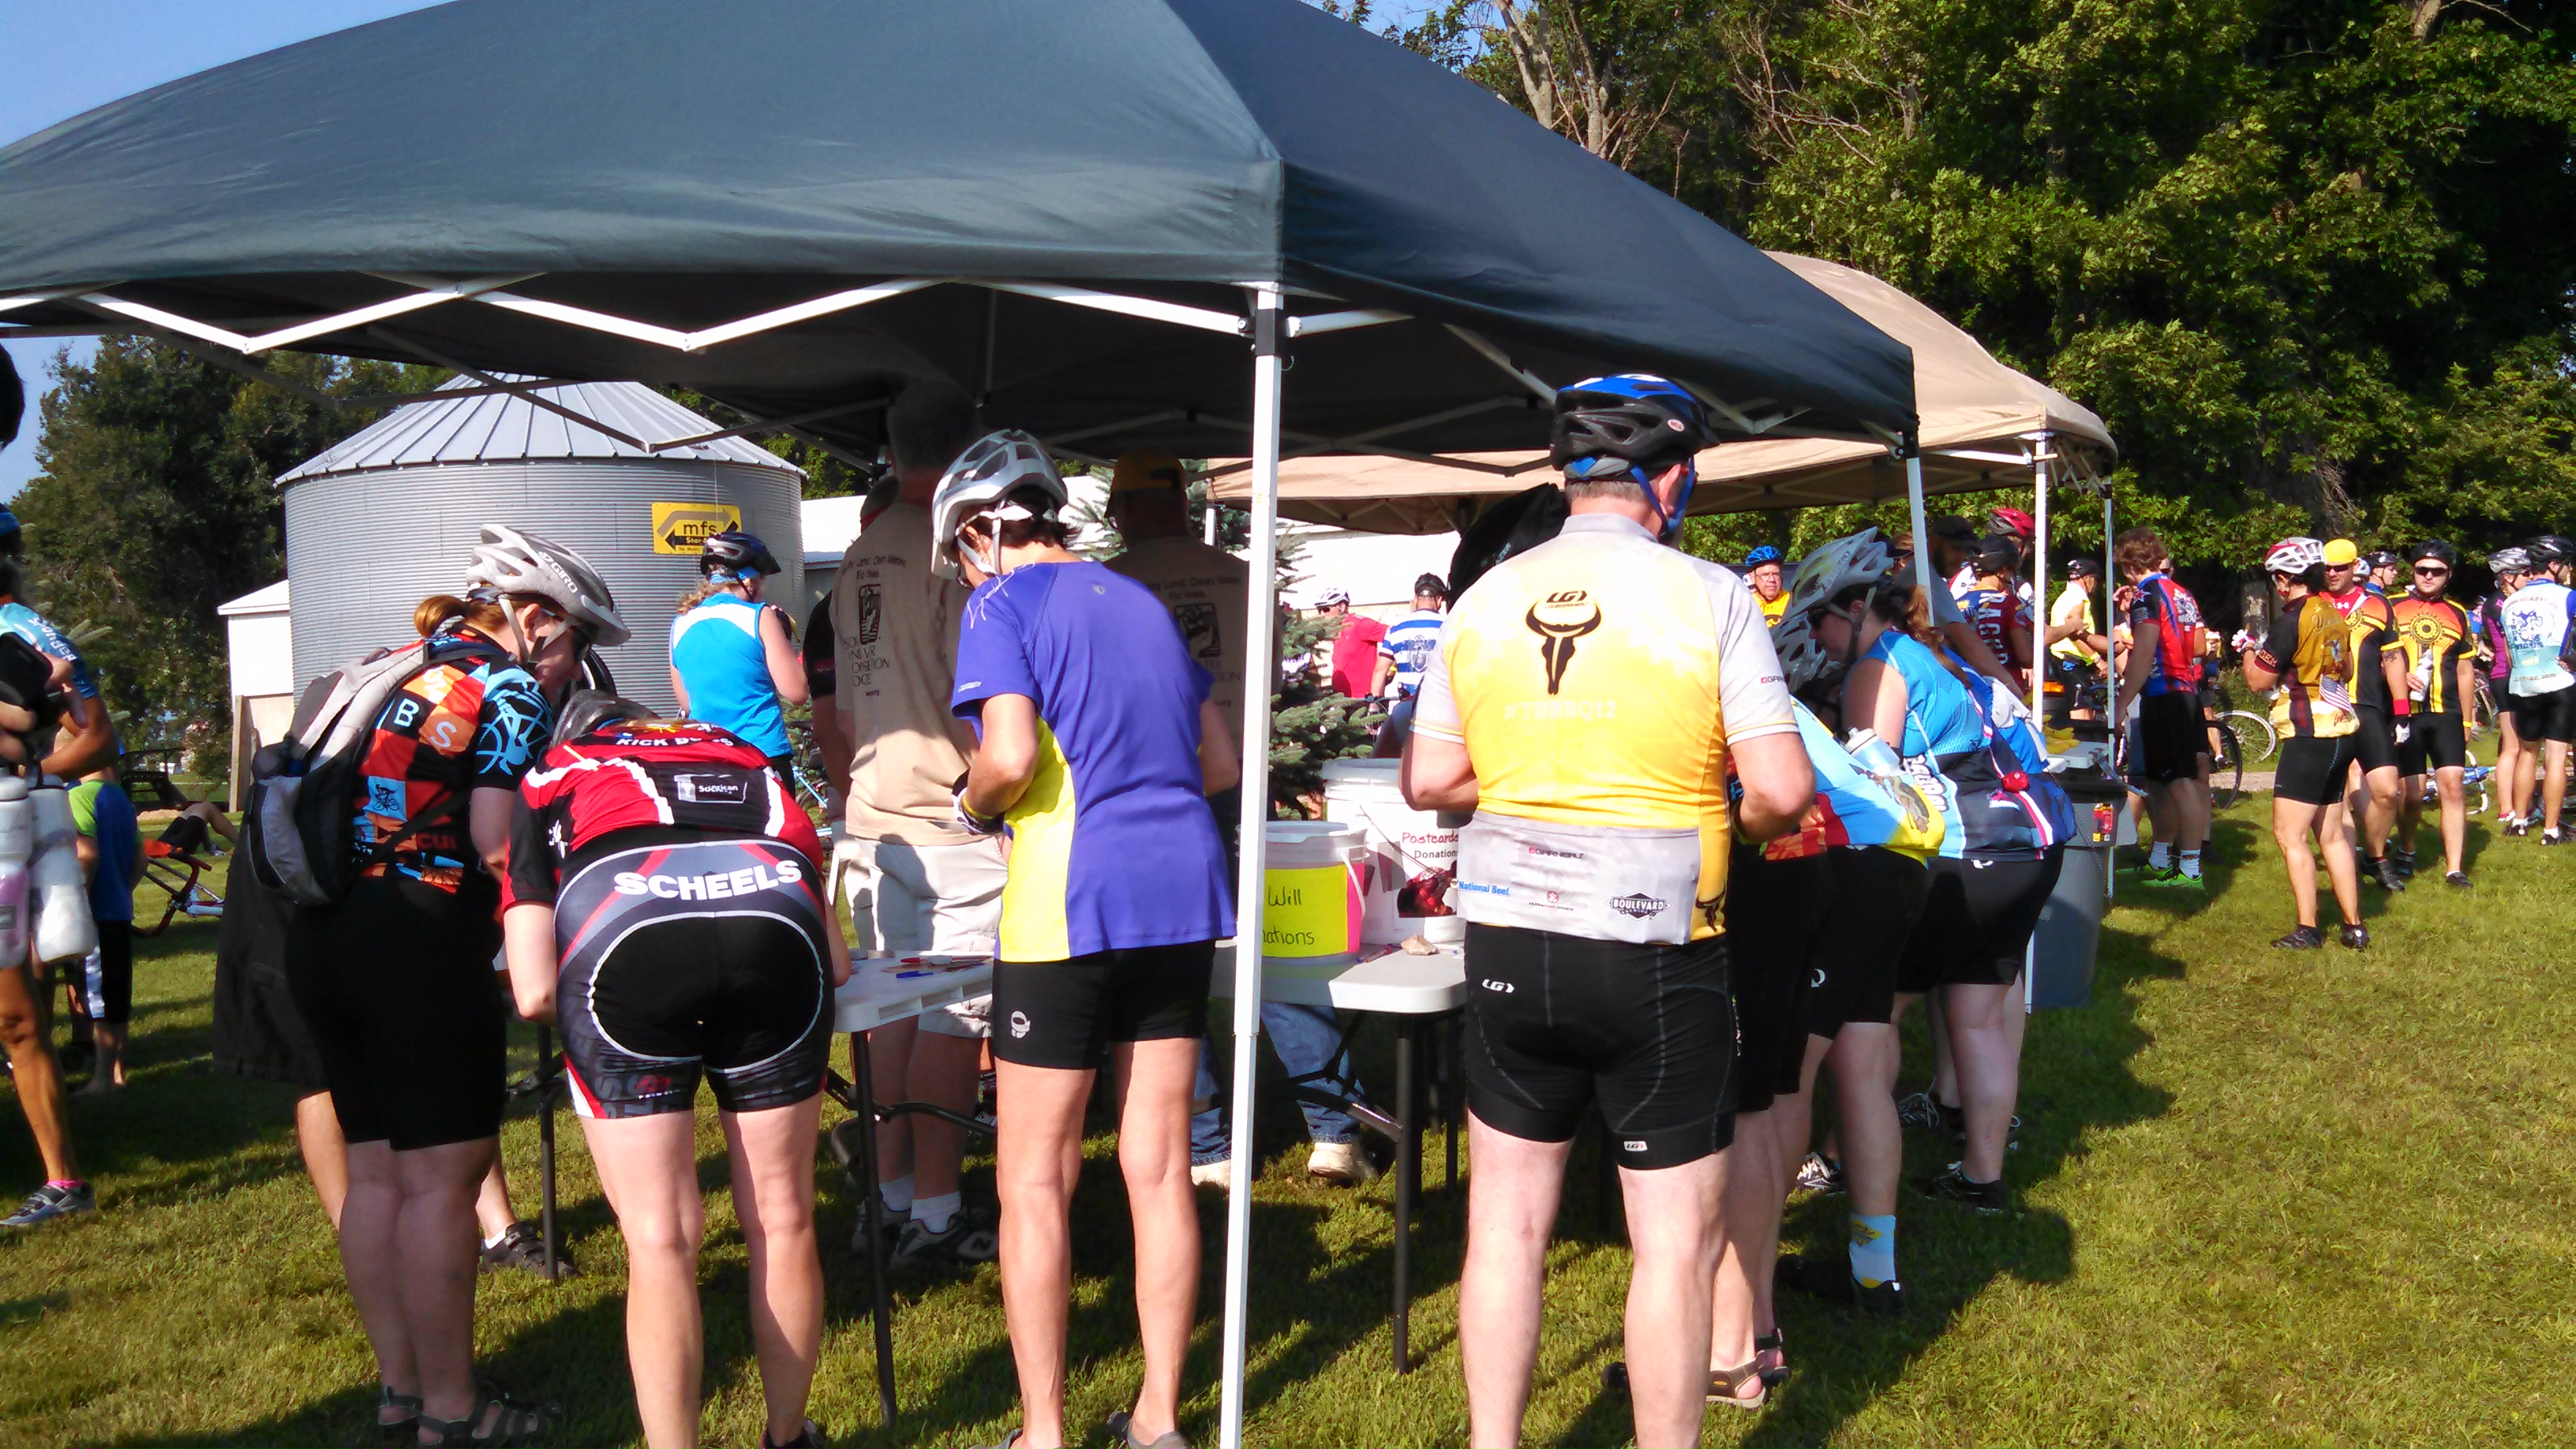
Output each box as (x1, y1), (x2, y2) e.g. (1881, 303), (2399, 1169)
(1633, 459), (1695, 543)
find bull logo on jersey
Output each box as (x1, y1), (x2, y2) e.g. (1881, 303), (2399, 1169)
(1525, 590), (1601, 695)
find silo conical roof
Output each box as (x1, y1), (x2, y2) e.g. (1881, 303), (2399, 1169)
(278, 376), (807, 484)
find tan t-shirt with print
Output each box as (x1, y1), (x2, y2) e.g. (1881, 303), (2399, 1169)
(833, 502), (979, 846)
(1105, 534), (1250, 722)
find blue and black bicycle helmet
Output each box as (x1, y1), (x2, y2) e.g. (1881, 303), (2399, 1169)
(1550, 373), (1715, 539)
(700, 529), (781, 579)
(1744, 544), (1784, 567)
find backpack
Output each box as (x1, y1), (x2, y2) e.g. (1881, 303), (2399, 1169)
(248, 631), (508, 909)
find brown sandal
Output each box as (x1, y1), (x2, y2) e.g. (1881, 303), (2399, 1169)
(1709, 1357), (1767, 1410)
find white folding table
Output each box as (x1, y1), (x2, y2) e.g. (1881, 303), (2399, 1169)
(1209, 943), (1467, 1372)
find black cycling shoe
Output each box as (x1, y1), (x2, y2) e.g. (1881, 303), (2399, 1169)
(2503, 817), (2531, 837)
(761, 1421), (826, 1449)
(2544, 829), (2570, 847)
(478, 1222), (575, 1279)
(2339, 922), (2370, 950)
(1776, 1252), (1904, 1315)
(2391, 845), (2417, 879)
(2367, 856), (2406, 892)
(2446, 871), (2472, 889)
(2271, 924), (2324, 949)
(1914, 1165), (2009, 1215)
(889, 1203), (999, 1273)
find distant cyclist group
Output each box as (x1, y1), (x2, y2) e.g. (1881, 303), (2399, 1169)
(2, 353), (2570, 1449)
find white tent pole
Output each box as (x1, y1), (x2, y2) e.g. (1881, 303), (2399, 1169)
(1218, 282), (1286, 1449)
(2027, 443), (2050, 1016)
(1905, 451), (1933, 597)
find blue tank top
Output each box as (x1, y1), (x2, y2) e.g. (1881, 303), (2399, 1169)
(1864, 633), (1983, 759)
(669, 593), (789, 758)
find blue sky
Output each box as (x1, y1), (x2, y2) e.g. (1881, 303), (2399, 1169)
(0, 1), (443, 500)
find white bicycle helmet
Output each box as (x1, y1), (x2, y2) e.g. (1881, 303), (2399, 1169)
(465, 524), (631, 647)
(1782, 528), (1897, 624)
(2263, 536), (2327, 576)
(930, 429), (1069, 579)
(2490, 545), (2535, 575)
(1770, 608), (1840, 695)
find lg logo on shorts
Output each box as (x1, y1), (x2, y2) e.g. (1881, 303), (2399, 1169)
(1480, 979), (1515, 994)
(1010, 1010), (1032, 1039)
(1622, 1140), (1648, 1152)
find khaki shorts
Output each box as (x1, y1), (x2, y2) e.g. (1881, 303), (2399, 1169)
(833, 835), (1005, 1039)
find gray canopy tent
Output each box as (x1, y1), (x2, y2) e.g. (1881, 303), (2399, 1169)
(0, 1), (1918, 1439)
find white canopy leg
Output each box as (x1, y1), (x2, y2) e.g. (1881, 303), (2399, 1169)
(1219, 283), (1286, 1449)
(1907, 451), (1933, 596)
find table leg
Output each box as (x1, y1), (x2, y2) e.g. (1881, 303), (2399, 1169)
(1444, 1011), (1462, 1190)
(1393, 1016), (1419, 1374)
(851, 1035), (899, 1428)
(534, 1024), (559, 1284)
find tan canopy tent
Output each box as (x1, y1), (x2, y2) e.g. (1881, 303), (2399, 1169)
(1210, 250), (2114, 534)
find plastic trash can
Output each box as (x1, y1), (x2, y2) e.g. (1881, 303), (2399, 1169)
(2031, 763), (2127, 1009)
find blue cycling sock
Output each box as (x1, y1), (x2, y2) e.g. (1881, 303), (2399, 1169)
(1848, 1213), (1897, 1287)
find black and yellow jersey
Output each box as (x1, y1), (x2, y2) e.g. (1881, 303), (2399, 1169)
(2389, 596), (2476, 716)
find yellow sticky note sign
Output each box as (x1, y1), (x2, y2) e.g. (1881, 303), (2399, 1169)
(1263, 865), (1355, 958)
(652, 501), (743, 554)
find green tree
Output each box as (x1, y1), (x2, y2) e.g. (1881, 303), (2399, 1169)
(15, 339), (435, 776)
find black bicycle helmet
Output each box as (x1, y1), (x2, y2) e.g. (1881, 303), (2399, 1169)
(549, 688), (656, 750)
(700, 529), (781, 578)
(1548, 374), (1713, 473)
(2364, 549), (2402, 571)
(2409, 539), (2458, 568)
(2525, 534), (2574, 567)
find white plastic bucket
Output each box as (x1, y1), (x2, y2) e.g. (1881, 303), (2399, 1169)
(1321, 758), (1463, 945)
(1262, 820), (1366, 969)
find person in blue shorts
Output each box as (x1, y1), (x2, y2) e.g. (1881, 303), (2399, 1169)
(939, 430), (1237, 1449)
(669, 530), (807, 770)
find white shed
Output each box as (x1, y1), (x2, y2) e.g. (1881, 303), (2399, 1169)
(219, 578), (294, 808)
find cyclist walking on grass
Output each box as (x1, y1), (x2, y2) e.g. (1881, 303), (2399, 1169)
(941, 432), (1238, 1449)
(2388, 541), (2480, 887)
(2112, 530), (2212, 889)
(2245, 537), (2368, 950)
(2499, 535), (2576, 844)
(1404, 375), (1813, 1447)
(670, 530), (806, 773)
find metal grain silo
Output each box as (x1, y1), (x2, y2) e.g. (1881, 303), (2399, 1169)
(279, 379), (805, 716)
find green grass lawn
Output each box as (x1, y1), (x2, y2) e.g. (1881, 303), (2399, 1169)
(3, 805), (2572, 1446)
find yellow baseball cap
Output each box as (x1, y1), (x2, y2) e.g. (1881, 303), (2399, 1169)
(1110, 448), (1189, 494)
(2322, 538), (2359, 567)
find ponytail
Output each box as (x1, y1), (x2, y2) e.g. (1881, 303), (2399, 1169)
(676, 578), (731, 613)
(415, 593), (508, 638)
(1863, 578), (1937, 646)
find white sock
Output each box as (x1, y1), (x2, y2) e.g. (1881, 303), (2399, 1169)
(879, 1174), (915, 1217)
(2148, 841), (2172, 869)
(2180, 849), (2202, 878)
(912, 1192), (961, 1234)
(482, 1226), (511, 1249)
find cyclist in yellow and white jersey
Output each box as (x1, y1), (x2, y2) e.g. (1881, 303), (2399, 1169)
(1404, 374), (1812, 1449)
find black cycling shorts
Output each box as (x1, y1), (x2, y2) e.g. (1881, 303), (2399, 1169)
(1721, 851), (1828, 1114)
(2511, 685), (2576, 745)
(1462, 923), (1734, 1170)
(2275, 734), (2359, 807)
(554, 837), (833, 1119)
(2397, 713), (2468, 776)
(286, 875), (507, 1151)
(990, 941), (1213, 1072)
(2351, 705), (2400, 774)
(1805, 848), (1929, 1037)
(1896, 850), (2065, 994)
(2136, 693), (2209, 784)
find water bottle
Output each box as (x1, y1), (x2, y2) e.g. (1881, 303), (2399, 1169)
(29, 781), (95, 966)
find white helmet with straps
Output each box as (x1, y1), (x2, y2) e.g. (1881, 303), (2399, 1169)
(1783, 528), (1897, 626)
(930, 429), (1069, 579)
(2263, 536), (2327, 576)
(464, 525), (631, 647)
(1770, 608), (1840, 695)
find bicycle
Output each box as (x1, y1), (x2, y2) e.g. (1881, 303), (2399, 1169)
(781, 715), (834, 822)
(2207, 715), (2248, 808)
(2214, 709), (2277, 766)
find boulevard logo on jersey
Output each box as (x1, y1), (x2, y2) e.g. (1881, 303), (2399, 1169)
(1609, 892), (1665, 919)
(1525, 590), (1601, 694)
(612, 856), (806, 900)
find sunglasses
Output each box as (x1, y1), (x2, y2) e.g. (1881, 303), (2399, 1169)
(2413, 565), (2450, 576)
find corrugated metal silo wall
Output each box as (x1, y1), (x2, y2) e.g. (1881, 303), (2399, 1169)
(284, 459), (803, 717)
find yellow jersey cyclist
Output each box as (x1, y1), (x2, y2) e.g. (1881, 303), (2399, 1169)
(1403, 373), (1813, 1447)
(2387, 541), (2480, 886)
(2245, 537), (2367, 949)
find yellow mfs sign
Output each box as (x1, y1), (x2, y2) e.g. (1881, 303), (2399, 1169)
(651, 501), (743, 555)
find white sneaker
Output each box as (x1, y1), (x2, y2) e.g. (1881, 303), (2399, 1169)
(1307, 1140), (1380, 1186)
(1189, 1159), (1231, 1190)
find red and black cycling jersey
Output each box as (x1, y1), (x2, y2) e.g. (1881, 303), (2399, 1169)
(503, 716), (822, 909)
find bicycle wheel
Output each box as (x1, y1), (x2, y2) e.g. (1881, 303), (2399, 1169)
(2209, 724), (2246, 807)
(2220, 710), (2278, 765)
